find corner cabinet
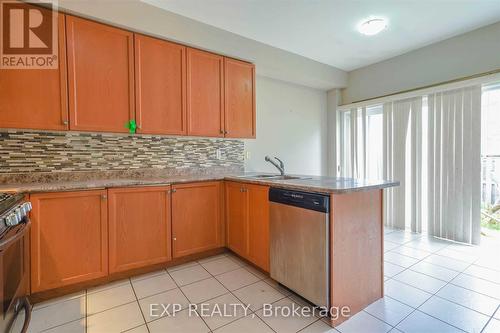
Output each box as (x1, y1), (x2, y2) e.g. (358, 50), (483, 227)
(171, 181), (224, 258)
(0, 11), (68, 130)
(107, 186), (172, 273)
(224, 58), (256, 138)
(225, 182), (269, 271)
(29, 190), (108, 293)
(66, 16), (134, 133)
(186, 48), (225, 137)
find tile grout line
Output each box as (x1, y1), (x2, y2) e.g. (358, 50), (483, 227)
(33, 294), (88, 333)
(194, 253), (280, 333)
(29, 235), (500, 333)
(128, 257), (267, 328)
(37, 318), (86, 333)
(381, 269), (464, 331)
(403, 262), (471, 333)
(480, 304), (500, 333)
(85, 289), (88, 333)
(129, 277), (151, 333)
(384, 240), (493, 333)
(165, 266), (215, 332)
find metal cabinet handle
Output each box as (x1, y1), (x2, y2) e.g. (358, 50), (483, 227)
(101, 194), (107, 200)
(62, 120), (68, 125)
(173, 237), (177, 241)
(171, 189), (177, 193)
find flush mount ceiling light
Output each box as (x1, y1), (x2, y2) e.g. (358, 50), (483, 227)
(358, 18), (387, 36)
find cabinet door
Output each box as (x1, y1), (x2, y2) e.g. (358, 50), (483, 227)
(224, 58), (255, 138)
(66, 16), (134, 132)
(225, 182), (248, 257)
(247, 184), (270, 271)
(0, 11), (68, 130)
(30, 190), (108, 292)
(186, 48), (224, 137)
(135, 34), (187, 135)
(171, 182), (223, 258)
(108, 186), (171, 273)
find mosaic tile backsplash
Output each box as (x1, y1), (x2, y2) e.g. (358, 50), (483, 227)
(0, 130), (244, 173)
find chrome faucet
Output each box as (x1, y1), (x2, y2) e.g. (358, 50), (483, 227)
(265, 156), (285, 175)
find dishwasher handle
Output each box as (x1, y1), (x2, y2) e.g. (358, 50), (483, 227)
(269, 188), (329, 213)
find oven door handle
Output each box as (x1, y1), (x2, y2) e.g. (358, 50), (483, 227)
(18, 296), (32, 333)
(0, 220), (30, 252)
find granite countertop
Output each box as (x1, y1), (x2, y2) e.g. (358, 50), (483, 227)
(225, 174), (398, 194)
(0, 169), (399, 194)
(0, 175), (226, 193)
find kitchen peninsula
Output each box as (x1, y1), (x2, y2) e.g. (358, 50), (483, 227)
(0, 169), (397, 326)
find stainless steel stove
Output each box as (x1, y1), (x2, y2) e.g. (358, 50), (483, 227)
(0, 192), (32, 333)
(0, 193), (30, 234)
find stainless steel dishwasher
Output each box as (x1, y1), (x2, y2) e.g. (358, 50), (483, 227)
(269, 187), (330, 309)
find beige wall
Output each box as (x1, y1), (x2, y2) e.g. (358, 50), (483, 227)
(244, 76), (328, 176)
(57, 0), (346, 90)
(342, 21), (500, 104)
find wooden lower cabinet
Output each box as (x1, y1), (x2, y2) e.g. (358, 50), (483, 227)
(28, 180), (263, 294)
(107, 186), (172, 273)
(225, 182), (269, 271)
(246, 184), (270, 271)
(171, 182), (224, 258)
(30, 190), (108, 293)
(225, 182), (248, 257)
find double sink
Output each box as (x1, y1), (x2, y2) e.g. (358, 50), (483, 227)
(239, 174), (310, 181)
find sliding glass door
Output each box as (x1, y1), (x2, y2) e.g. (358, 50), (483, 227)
(481, 83), (500, 237)
(338, 83), (489, 244)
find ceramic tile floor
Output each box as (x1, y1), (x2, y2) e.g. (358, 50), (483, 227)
(15, 228), (500, 333)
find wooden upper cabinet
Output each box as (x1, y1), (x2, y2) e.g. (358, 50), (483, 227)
(108, 186), (171, 273)
(135, 35), (187, 135)
(247, 184), (270, 271)
(225, 181), (248, 257)
(186, 48), (224, 137)
(0, 11), (68, 130)
(30, 190), (108, 293)
(224, 58), (256, 138)
(66, 16), (134, 133)
(171, 182), (223, 258)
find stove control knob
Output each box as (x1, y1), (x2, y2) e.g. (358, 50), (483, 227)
(14, 208), (22, 220)
(25, 202), (32, 211)
(5, 213), (20, 226)
(20, 202), (31, 215)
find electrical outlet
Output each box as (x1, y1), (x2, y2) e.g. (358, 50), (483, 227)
(246, 151), (251, 159)
(216, 149), (222, 160)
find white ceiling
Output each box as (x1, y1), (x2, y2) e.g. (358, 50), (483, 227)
(142, 0), (500, 71)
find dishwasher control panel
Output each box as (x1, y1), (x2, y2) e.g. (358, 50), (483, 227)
(269, 188), (329, 213)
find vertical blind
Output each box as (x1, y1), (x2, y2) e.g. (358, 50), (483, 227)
(338, 85), (482, 245)
(427, 86), (481, 244)
(382, 97), (422, 232)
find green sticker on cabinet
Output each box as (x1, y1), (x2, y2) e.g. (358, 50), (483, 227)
(126, 120), (137, 134)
